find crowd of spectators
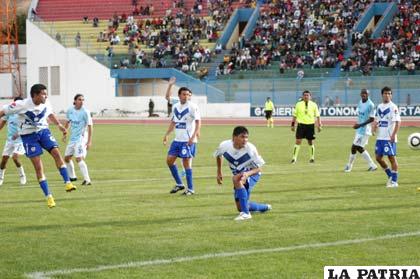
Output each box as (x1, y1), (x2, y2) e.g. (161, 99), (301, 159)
(217, 0), (367, 77)
(97, 0), (235, 74)
(348, 0), (419, 75)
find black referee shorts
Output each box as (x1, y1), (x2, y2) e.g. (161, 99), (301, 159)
(296, 123), (316, 140)
(265, 110), (273, 120)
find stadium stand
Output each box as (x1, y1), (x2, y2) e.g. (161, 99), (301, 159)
(33, 0), (418, 80)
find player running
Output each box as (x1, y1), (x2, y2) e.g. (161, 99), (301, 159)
(0, 84), (76, 208)
(0, 97), (26, 185)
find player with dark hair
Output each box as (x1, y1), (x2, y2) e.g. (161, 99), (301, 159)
(0, 96), (26, 185)
(0, 84), (76, 208)
(163, 85), (201, 195)
(373, 86), (401, 188)
(63, 94), (93, 185)
(215, 126), (271, 221)
(344, 89), (377, 172)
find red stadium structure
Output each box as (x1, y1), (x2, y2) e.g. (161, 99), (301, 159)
(0, 0), (22, 96)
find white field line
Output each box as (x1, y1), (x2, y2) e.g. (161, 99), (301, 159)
(25, 230), (420, 279)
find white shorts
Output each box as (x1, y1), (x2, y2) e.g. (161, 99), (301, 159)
(65, 141), (87, 158)
(353, 133), (370, 148)
(2, 141), (25, 156)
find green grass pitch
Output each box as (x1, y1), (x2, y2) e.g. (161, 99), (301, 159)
(1, 124), (419, 278)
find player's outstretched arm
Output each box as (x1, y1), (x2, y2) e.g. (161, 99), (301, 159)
(48, 113), (67, 136)
(163, 121), (175, 145)
(216, 156), (223, 185)
(165, 77), (176, 102)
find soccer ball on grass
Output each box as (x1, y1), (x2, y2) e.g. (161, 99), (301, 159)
(407, 133), (420, 150)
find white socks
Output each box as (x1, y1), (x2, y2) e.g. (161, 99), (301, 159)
(66, 160), (76, 179)
(347, 153), (356, 167)
(361, 150), (375, 167)
(17, 166), (25, 177)
(78, 160), (91, 182)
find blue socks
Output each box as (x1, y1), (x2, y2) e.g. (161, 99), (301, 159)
(235, 187), (249, 214)
(39, 180), (50, 196)
(59, 166), (70, 183)
(249, 202), (269, 212)
(391, 171), (398, 183)
(385, 168), (392, 178)
(185, 168), (193, 191)
(169, 164), (183, 185)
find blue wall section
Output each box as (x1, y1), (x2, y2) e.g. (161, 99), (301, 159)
(218, 8), (256, 47)
(353, 2), (398, 38)
(242, 6), (260, 41)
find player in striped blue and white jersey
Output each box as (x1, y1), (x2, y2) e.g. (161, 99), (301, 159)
(214, 126), (271, 221)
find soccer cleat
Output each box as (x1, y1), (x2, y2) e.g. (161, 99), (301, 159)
(182, 189), (194, 196)
(386, 177), (393, 187)
(367, 165), (378, 172)
(234, 212), (252, 221)
(344, 165), (352, 173)
(81, 180), (92, 186)
(290, 159), (296, 164)
(386, 181), (398, 188)
(47, 196), (56, 208)
(70, 177), (77, 182)
(309, 159), (315, 163)
(65, 182), (77, 192)
(20, 175), (27, 185)
(266, 204), (272, 211)
(170, 185), (185, 194)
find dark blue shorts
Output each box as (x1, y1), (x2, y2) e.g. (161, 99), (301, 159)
(168, 141), (196, 158)
(375, 140), (397, 156)
(20, 129), (59, 158)
(234, 173), (261, 201)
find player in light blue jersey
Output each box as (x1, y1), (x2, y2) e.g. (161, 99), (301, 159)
(63, 94), (93, 185)
(0, 97), (26, 186)
(344, 89), (377, 172)
(0, 84), (76, 208)
(163, 85), (201, 195)
(215, 126), (271, 221)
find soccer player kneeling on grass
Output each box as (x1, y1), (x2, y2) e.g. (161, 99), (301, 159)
(163, 86), (201, 195)
(214, 126), (271, 221)
(0, 84), (76, 208)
